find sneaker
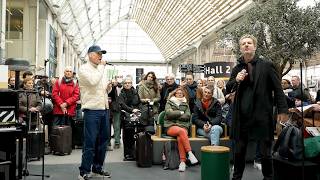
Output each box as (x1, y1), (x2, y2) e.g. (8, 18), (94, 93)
(188, 151), (198, 164)
(106, 145), (113, 151)
(114, 144), (120, 149)
(178, 162), (186, 172)
(253, 160), (262, 170)
(91, 170), (111, 178)
(78, 174), (89, 180)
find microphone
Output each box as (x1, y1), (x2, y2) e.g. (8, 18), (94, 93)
(105, 62), (114, 66)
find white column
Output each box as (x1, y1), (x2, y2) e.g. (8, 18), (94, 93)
(0, 0), (6, 59)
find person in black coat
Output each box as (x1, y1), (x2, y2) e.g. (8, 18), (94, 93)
(118, 76), (142, 161)
(159, 73), (178, 112)
(226, 34), (288, 180)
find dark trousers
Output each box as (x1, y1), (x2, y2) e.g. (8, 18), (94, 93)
(232, 138), (273, 180)
(79, 109), (110, 175)
(123, 124), (135, 158)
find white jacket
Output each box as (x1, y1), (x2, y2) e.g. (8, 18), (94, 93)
(78, 61), (110, 110)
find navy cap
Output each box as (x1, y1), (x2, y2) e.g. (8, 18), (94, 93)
(87, 45), (106, 54)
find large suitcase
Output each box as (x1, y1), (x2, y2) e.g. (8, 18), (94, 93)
(72, 119), (84, 148)
(27, 131), (44, 160)
(50, 126), (72, 155)
(135, 132), (152, 167)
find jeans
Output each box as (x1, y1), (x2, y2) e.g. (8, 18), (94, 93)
(112, 111), (121, 145)
(197, 125), (223, 145)
(79, 109), (110, 175)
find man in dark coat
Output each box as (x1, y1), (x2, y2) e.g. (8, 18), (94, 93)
(226, 34), (288, 180)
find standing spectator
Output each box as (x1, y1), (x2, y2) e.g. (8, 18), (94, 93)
(217, 79), (227, 96)
(226, 34), (288, 180)
(138, 71), (160, 126)
(20, 71), (33, 88)
(164, 87), (198, 172)
(78, 45), (112, 180)
(207, 76), (225, 105)
(159, 73), (178, 113)
(192, 86), (223, 145)
(8, 77), (15, 89)
(118, 76), (142, 161)
(108, 79), (122, 149)
(18, 77), (42, 129)
(184, 72), (197, 113)
(52, 66), (80, 125)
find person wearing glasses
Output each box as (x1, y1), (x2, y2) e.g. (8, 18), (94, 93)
(159, 73), (178, 113)
(78, 45), (112, 180)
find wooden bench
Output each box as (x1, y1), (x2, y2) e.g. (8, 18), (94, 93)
(151, 135), (265, 164)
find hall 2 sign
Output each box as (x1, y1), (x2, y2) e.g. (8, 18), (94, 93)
(204, 62), (235, 77)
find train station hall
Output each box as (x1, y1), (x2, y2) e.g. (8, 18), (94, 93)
(1, 0), (320, 179)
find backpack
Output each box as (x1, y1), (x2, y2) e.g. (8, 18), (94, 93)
(162, 141), (180, 170)
(273, 124), (303, 160)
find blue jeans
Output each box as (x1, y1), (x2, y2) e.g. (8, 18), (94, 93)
(79, 109), (110, 175)
(197, 125), (223, 145)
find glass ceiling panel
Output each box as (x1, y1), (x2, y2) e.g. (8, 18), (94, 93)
(98, 20), (164, 62)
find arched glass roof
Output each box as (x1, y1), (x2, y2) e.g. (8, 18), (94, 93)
(46, 0), (253, 62)
(98, 20), (164, 63)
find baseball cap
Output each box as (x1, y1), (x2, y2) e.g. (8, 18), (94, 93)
(87, 45), (106, 54)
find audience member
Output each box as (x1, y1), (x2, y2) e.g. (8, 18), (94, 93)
(164, 87), (198, 172)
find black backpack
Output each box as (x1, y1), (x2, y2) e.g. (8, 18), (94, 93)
(162, 141), (180, 170)
(273, 124), (303, 160)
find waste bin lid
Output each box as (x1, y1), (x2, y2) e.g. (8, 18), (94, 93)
(201, 146), (230, 153)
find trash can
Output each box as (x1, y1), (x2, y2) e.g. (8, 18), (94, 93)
(201, 146), (230, 180)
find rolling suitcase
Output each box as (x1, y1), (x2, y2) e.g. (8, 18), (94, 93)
(27, 131), (44, 160)
(50, 125), (72, 155)
(135, 132), (152, 167)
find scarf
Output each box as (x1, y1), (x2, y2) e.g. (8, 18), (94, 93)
(201, 98), (212, 111)
(169, 96), (187, 107)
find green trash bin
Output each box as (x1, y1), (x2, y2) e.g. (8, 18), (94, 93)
(201, 146), (230, 180)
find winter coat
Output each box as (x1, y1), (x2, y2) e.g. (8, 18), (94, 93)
(119, 87), (142, 113)
(226, 56), (288, 141)
(19, 88), (42, 116)
(159, 82), (178, 112)
(138, 81), (160, 114)
(52, 77), (80, 116)
(192, 98), (222, 129)
(184, 81), (198, 113)
(164, 97), (191, 130)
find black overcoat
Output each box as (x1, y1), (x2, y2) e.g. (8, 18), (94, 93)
(226, 56), (288, 141)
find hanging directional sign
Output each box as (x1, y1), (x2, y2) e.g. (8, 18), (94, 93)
(204, 62), (235, 77)
(179, 64), (205, 73)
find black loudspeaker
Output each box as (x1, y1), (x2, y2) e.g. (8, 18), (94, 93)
(273, 156), (320, 180)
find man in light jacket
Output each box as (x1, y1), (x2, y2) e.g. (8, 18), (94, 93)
(78, 45), (112, 180)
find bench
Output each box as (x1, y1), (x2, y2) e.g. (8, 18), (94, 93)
(151, 135), (260, 164)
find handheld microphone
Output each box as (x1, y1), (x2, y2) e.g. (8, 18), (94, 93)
(105, 62), (114, 66)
